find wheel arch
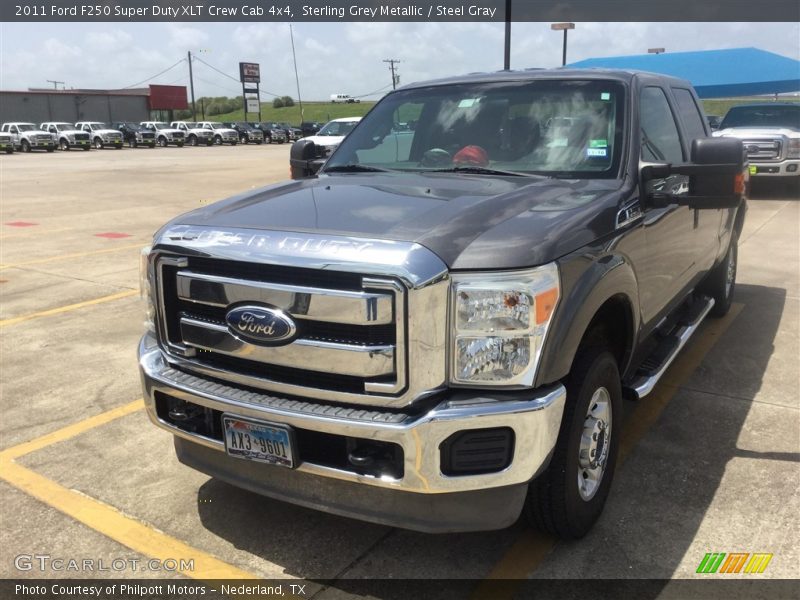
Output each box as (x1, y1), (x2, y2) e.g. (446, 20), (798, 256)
(536, 253), (640, 387)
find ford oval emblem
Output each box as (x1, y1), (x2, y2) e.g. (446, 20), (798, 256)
(225, 305), (297, 346)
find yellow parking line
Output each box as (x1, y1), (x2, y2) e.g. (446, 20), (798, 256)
(471, 303), (743, 596)
(0, 242), (143, 270)
(0, 399), (259, 581)
(0, 289), (137, 327)
(0, 400), (144, 461)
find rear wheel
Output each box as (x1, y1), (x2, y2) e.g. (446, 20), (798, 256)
(525, 345), (621, 539)
(701, 234), (737, 318)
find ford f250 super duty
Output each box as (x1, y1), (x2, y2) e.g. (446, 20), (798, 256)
(139, 69), (747, 538)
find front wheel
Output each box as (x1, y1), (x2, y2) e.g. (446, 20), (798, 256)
(701, 235), (737, 317)
(94, 138), (104, 149)
(214, 135), (222, 145)
(158, 137), (168, 148)
(21, 140), (31, 152)
(188, 135), (198, 147)
(60, 139), (70, 151)
(525, 346), (621, 539)
(129, 139), (137, 148)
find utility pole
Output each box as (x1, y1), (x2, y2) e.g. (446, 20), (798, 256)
(503, 0), (511, 70)
(383, 59), (401, 90)
(46, 80), (64, 90)
(187, 51), (197, 120)
(289, 24), (304, 122)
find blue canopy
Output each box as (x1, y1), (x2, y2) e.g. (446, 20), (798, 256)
(568, 47), (800, 98)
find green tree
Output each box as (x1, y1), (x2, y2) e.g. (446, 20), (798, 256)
(272, 97), (285, 109)
(281, 96), (295, 107)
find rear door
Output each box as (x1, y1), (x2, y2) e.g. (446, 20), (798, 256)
(637, 85), (696, 326)
(671, 86), (721, 273)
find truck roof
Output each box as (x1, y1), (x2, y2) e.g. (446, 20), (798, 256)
(397, 67), (693, 91)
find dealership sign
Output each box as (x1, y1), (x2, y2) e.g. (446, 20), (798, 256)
(239, 62), (260, 83)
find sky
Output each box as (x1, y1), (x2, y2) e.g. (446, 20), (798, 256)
(1, 22), (798, 101)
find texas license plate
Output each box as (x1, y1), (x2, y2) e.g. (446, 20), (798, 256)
(222, 415), (295, 468)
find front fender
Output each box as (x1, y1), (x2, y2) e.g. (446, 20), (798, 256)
(536, 249), (640, 386)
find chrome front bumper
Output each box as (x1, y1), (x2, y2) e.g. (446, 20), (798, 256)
(139, 334), (565, 529)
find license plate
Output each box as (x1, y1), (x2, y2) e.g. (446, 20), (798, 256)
(222, 415), (295, 468)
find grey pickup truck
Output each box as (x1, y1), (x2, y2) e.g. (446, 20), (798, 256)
(139, 69), (747, 538)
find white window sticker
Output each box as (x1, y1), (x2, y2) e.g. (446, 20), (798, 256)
(587, 147), (608, 157)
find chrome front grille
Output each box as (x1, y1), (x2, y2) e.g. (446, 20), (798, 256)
(75, 133), (89, 141)
(743, 139), (782, 161)
(156, 255), (408, 401)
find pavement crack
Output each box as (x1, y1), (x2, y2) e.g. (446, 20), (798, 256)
(678, 384), (799, 410)
(309, 528), (396, 599)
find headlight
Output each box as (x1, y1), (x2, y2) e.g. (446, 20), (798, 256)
(139, 246), (156, 333)
(787, 138), (800, 159)
(450, 263), (559, 386)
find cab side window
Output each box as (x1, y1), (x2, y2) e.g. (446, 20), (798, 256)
(672, 88), (708, 145)
(640, 87), (684, 163)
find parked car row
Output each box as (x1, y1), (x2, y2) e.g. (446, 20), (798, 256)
(0, 117), (354, 154)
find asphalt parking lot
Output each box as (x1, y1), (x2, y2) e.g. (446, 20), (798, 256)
(0, 146), (798, 596)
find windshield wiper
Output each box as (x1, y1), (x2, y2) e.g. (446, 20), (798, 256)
(427, 166), (531, 177)
(325, 164), (390, 173)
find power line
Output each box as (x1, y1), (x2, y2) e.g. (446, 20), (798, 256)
(191, 55), (281, 97)
(122, 58), (186, 89)
(353, 83), (393, 99)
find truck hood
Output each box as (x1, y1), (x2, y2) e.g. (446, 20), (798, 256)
(164, 172), (623, 270)
(715, 127), (800, 138)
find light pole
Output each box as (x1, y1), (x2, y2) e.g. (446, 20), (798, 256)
(550, 22), (575, 66)
(648, 48), (666, 54)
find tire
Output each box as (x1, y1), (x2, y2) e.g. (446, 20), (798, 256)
(214, 135), (222, 145)
(5, 147), (13, 154)
(177, 142), (184, 148)
(21, 140), (31, 152)
(230, 141), (238, 146)
(158, 137), (168, 148)
(525, 345), (622, 539)
(60, 139), (70, 151)
(189, 135), (198, 147)
(700, 234), (737, 318)
(149, 143), (155, 149)
(94, 138), (104, 149)
(129, 139), (137, 148)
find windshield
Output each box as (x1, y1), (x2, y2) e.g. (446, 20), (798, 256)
(17, 124), (36, 131)
(208, 122), (224, 129)
(89, 123), (109, 130)
(721, 105), (800, 130)
(325, 80), (625, 178)
(151, 123), (169, 130)
(52, 123), (73, 131)
(318, 120), (359, 136)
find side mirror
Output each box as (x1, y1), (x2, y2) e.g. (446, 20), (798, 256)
(641, 137), (746, 209)
(290, 139), (324, 179)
